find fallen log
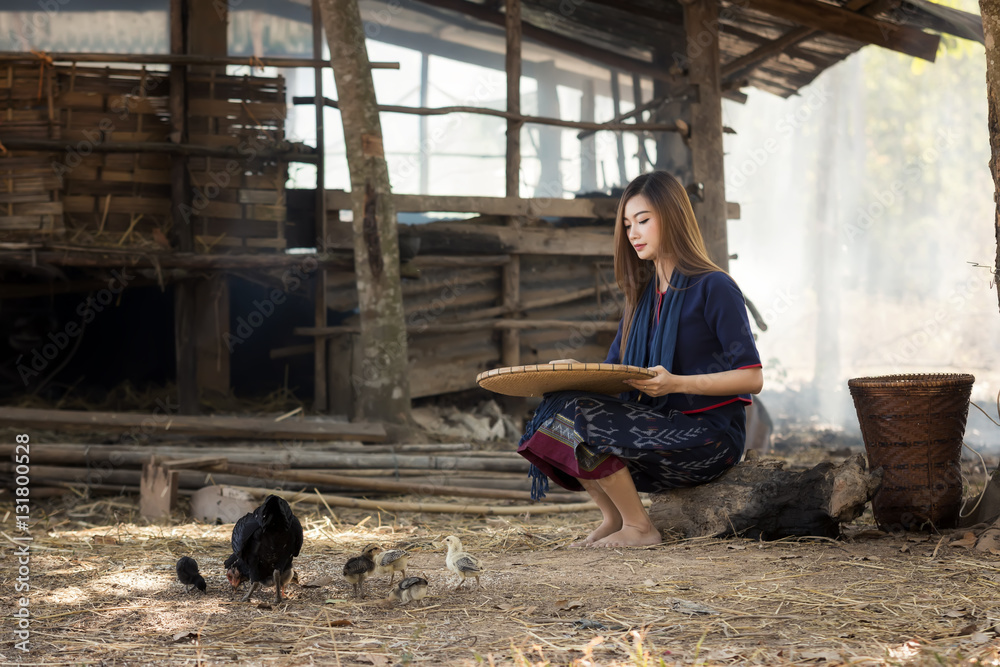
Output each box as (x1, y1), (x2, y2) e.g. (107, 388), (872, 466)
(0, 407), (385, 442)
(648, 454), (882, 540)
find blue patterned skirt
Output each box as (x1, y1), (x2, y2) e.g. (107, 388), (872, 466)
(517, 393), (746, 494)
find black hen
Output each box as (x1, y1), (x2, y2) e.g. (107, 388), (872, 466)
(224, 512), (257, 591)
(225, 495), (303, 603)
(176, 556), (206, 594)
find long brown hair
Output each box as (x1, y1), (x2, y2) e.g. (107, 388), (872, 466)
(614, 171), (722, 359)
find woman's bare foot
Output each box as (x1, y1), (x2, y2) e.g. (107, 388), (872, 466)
(590, 523), (661, 548)
(569, 517), (622, 548)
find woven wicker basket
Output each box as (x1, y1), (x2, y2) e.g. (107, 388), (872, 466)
(848, 373), (974, 530)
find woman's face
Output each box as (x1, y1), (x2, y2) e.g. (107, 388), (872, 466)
(622, 194), (660, 262)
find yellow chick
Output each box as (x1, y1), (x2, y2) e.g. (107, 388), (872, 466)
(374, 548), (410, 586)
(443, 535), (482, 590)
(387, 576), (429, 605)
(342, 544), (380, 598)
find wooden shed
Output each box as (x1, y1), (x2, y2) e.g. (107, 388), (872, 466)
(0, 0), (983, 423)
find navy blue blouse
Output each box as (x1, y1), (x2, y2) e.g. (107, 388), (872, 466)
(604, 271), (762, 414)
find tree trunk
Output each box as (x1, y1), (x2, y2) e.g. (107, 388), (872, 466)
(318, 0), (411, 424)
(980, 0), (1000, 311)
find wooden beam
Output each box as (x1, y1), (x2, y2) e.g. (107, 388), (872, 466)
(170, 0), (198, 416)
(292, 96), (682, 133)
(325, 191), (619, 217)
(0, 406), (387, 442)
(721, 1), (882, 82)
(743, 0), (940, 62)
(411, 0), (675, 84)
(295, 319), (619, 337)
(318, 0), (411, 424)
(312, 0), (329, 414)
(324, 191), (742, 220)
(684, 0), (729, 271)
(575, 87), (696, 139)
(189, 0), (230, 401)
(0, 250), (352, 270)
(0, 52), (399, 69)
(505, 0), (523, 201)
(0, 138), (317, 163)
(721, 26), (815, 81)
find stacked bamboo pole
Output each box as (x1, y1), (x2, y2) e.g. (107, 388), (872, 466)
(1, 442), (588, 504)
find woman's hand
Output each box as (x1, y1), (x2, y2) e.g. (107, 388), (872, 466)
(623, 365), (682, 397)
(547, 358), (581, 364)
(624, 366), (763, 397)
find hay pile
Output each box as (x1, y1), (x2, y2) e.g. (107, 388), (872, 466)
(3, 483), (1000, 666)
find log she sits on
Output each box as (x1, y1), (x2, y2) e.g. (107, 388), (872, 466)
(647, 454), (882, 540)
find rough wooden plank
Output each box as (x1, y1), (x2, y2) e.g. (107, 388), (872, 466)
(0, 406), (387, 441)
(140, 458), (179, 520)
(744, 0), (940, 61)
(0, 250), (351, 270)
(685, 0), (729, 270)
(325, 190), (619, 218)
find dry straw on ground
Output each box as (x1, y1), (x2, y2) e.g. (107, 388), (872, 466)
(3, 466), (1000, 667)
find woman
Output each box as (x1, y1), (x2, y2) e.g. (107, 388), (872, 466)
(517, 171), (763, 548)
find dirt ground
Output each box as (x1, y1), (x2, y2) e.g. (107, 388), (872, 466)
(2, 446), (1000, 666)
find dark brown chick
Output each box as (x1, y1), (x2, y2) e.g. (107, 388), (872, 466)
(343, 544), (381, 598)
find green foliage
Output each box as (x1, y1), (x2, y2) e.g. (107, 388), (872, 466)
(857, 11), (991, 299)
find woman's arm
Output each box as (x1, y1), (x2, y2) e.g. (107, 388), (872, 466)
(624, 366), (763, 398)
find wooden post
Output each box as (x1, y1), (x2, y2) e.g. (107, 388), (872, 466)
(312, 0), (329, 413)
(652, 48), (693, 183)
(189, 0), (230, 400)
(140, 456), (179, 521)
(317, 0), (411, 424)
(170, 0), (198, 415)
(502, 0), (522, 368)
(419, 52), (431, 195)
(580, 78), (598, 191)
(533, 60), (561, 197)
(193, 275), (229, 397)
(683, 0), (729, 271)
(980, 0), (1000, 311)
(609, 69), (627, 186)
(632, 74), (650, 172)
